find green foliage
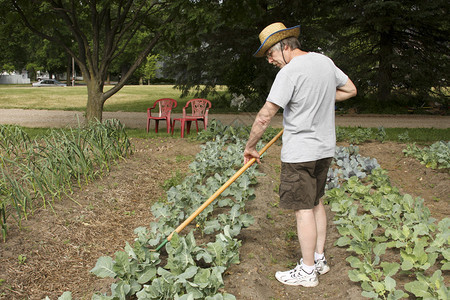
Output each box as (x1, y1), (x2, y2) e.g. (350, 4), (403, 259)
(336, 127), (450, 143)
(194, 119), (280, 144)
(2, 63), (15, 73)
(403, 141), (450, 169)
(162, 170), (186, 190)
(336, 127), (387, 144)
(0, 121), (133, 239)
(404, 270), (449, 299)
(326, 146), (449, 299)
(135, 54), (160, 85)
(329, 0), (449, 104)
(162, 0), (330, 107)
(90, 128), (264, 299)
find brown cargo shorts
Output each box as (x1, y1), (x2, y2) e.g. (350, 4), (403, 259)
(278, 157), (333, 210)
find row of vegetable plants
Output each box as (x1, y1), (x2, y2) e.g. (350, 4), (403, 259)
(0, 120), (133, 241)
(403, 141), (450, 169)
(89, 131), (264, 299)
(326, 146), (449, 299)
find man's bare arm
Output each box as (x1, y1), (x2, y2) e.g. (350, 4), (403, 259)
(336, 79), (357, 102)
(244, 101), (280, 164)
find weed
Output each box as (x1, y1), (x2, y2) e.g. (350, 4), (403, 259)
(161, 170), (186, 190)
(270, 254), (278, 264)
(273, 183), (279, 193)
(398, 131), (410, 142)
(17, 254), (27, 265)
(285, 230), (297, 241)
(175, 154), (194, 163)
(269, 201), (279, 208)
(432, 196), (440, 202)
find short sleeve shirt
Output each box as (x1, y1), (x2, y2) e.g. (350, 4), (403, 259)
(267, 52), (348, 163)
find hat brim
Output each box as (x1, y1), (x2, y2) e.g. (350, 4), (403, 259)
(254, 25), (300, 58)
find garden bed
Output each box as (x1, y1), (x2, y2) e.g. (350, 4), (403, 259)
(0, 139), (448, 299)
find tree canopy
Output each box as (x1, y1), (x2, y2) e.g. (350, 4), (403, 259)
(328, 0), (449, 107)
(6, 0), (181, 121)
(1, 0), (447, 116)
(162, 0), (448, 110)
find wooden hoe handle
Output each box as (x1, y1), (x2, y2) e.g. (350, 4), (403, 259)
(155, 129), (283, 251)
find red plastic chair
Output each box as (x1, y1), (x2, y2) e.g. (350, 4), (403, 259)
(147, 98), (177, 133)
(171, 98), (211, 138)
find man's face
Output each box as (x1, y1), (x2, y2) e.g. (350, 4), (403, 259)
(266, 45), (286, 68)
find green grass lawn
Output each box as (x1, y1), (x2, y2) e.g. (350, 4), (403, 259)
(0, 85), (225, 113)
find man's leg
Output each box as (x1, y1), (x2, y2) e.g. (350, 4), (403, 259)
(295, 208), (316, 267)
(275, 207), (318, 287)
(313, 199), (327, 255)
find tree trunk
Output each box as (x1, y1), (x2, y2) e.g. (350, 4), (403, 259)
(66, 56), (71, 85)
(377, 30), (393, 102)
(85, 78), (105, 123)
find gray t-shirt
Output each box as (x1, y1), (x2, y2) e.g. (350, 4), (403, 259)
(267, 52), (348, 163)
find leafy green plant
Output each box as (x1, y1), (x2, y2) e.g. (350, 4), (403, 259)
(90, 132), (264, 299)
(404, 270), (449, 299)
(348, 128), (374, 144)
(162, 170), (186, 190)
(326, 145), (449, 299)
(0, 121), (133, 239)
(403, 141), (450, 169)
(375, 127), (386, 143)
(17, 254), (27, 265)
(397, 131), (410, 142)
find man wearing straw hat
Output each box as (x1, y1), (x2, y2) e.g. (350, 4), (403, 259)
(243, 22), (357, 287)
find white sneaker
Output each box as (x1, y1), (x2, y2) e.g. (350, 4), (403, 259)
(275, 262), (301, 280)
(275, 262), (318, 287)
(315, 257), (330, 275)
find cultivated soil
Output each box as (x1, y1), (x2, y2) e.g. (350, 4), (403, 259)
(0, 114), (449, 299)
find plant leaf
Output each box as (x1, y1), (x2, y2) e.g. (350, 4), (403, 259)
(90, 256), (116, 278)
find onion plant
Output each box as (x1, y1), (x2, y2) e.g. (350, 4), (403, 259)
(0, 120), (133, 240)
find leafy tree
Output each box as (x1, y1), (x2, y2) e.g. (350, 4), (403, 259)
(139, 54), (160, 85)
(1, 63), (15, 73)
(327, 0), (449, 106)
(8, 0), (178, 122)
(162, 0), (448, 111)
(161, 0), (332, 109)
(33, 39), (68, 80)
(0, 4), (31, 73)
(0, 7), (62, 82)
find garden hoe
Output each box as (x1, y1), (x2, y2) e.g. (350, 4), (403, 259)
(154, 128), (284, 252)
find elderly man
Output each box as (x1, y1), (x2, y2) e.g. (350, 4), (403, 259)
(244, 22), (357, 287)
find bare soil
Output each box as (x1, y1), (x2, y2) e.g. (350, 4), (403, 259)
(0, 135), (448, 299)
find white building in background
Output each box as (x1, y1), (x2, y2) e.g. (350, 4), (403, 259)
(0, 70), (31, 84)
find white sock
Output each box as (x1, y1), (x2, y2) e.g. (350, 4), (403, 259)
(314, 252), (325, 261)
(301, 262), (315, 273)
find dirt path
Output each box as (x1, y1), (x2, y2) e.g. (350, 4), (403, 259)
(0, 108), (449, 129)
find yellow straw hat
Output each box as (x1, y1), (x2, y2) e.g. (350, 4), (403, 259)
(254, 22), (300, 57)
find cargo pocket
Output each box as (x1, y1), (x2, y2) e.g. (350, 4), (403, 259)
(279, 173), (300, 207)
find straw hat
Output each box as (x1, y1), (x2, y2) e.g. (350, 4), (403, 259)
(254, 22), (300, 57)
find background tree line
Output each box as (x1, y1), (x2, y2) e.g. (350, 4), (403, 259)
(0, 0), (448, 121)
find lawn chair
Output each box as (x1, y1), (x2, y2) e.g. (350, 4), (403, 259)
(171, 98), (211, 138)
(147, 98), (177, 133)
